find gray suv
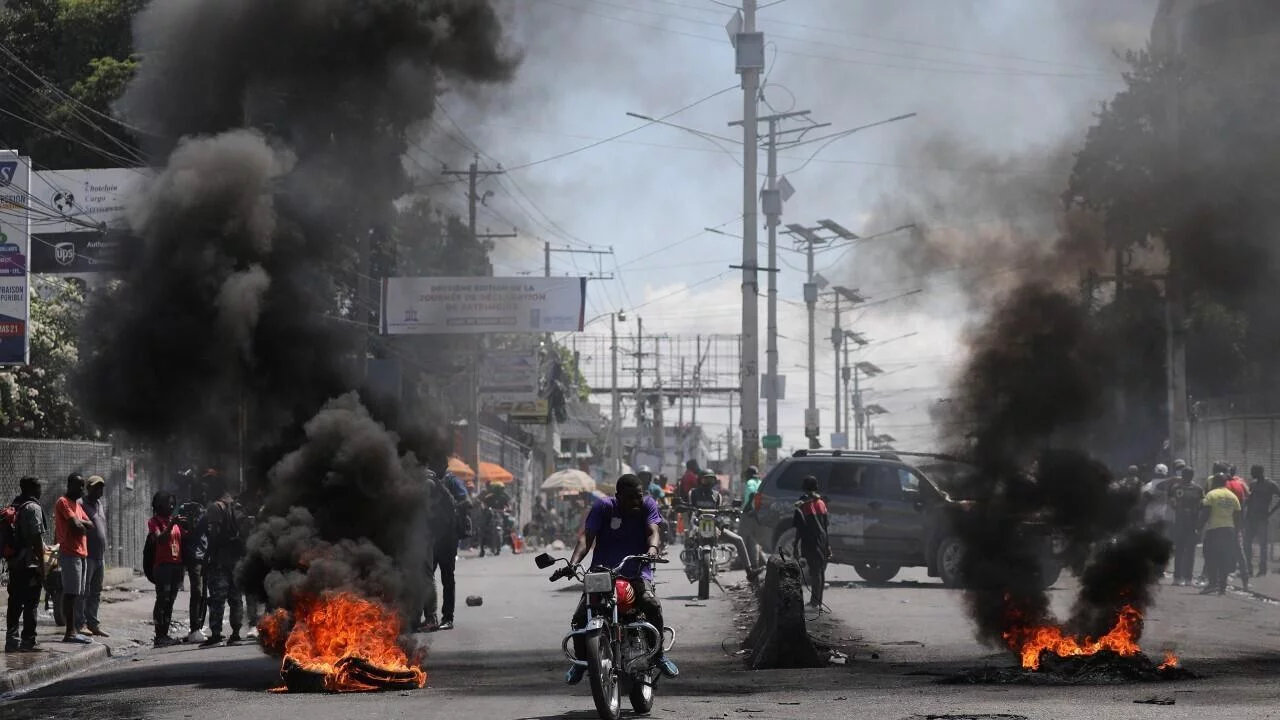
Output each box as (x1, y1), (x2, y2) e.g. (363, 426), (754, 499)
(743, 449), (1061, 587)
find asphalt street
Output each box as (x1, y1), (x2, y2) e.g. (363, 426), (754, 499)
(7, 552), (1280, 720)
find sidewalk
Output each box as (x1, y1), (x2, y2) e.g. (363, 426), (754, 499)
(0, 569), (156, 695)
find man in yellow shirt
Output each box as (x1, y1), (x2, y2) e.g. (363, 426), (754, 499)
(1202, 473), (1243, 595)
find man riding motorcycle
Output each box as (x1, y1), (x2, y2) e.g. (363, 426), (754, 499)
(478, 481), (511, 556)
(688, 470), (760, 582)
(563, 474), (679, 685)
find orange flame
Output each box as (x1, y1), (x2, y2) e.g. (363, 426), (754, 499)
(1157, 651), (1179, 670)
(1002, 605), (1144, 670)
(258, 591), (426, 692)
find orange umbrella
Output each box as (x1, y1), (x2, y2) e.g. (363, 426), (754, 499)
(479, 461), (513, 485)
(448, 457), (475, 481)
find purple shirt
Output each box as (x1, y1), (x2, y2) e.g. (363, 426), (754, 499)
(585, 496), (665, 582)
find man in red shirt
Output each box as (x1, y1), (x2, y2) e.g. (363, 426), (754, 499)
(677, 460), (701, 503)
(1218, 462), (1250, 505)
(54, 473), (92, 644)
(147, 491), (185, 646)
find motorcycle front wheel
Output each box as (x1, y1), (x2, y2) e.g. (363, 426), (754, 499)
(697, 552), (711, 600)
(629, 670), (656, 714)
(585, 630), (621, 720)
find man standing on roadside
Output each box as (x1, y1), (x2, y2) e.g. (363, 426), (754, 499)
(1201, 473), (1243, 596)
(200, 472), (246, 646)
(5, 476), (46, 652)
(1168, 467), (1204, 586)
(77, 475), (109, 638)
(1243, 465), (1278, 577)
(54, 473), (92, 644)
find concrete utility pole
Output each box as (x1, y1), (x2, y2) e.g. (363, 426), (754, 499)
(832, 292), (842, 442)
(729, 0), (763, 475)
(443, 154), (505, 236)
(610, 311), (622, 475)
(785, 221), (861, 448)
(753, 108), (825, 466)
(842, 336), (851, 439)
(653, 335), (665, 473)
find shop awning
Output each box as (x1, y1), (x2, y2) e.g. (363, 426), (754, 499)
(478, 461), (513, 485)
(448, 457), (475, 480)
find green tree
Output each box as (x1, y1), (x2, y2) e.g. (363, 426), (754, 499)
(0, 281), (96, 438)
(1068, 46), (1280, 405)
(0, 0), (142, 169)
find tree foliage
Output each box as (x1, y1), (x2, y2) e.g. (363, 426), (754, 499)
(0, 0), (142, 169)
(1068, 44), (1280, 406)
(0, 281), (96, 438)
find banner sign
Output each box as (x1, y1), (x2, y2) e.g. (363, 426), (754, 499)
(0, 152), (31, 365)
(29, 168), (146, 274)
(381, 277), (587, 335)
(479, 350), (540, 408)
(506, 399), (550, 424)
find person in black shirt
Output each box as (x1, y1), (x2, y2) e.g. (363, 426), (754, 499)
(687, 471), (758, 581)
(1243, 465), (1279, 577)
(791, 476), (830, 608)
(1167, 467), (1205, 586)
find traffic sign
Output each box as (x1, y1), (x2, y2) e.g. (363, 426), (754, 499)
(762, 434), (782, 449)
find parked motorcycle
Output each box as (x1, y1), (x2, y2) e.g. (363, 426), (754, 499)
(537, 552), (675, 720)
(675, 505), (741, 600)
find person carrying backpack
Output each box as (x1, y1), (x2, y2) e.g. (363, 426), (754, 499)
(199, 472), (246, 647)
(146, 491), (184, 646)
(420, 468), (470, 632)
(791, 476), (831, 609)
(4, 476), (47, 652)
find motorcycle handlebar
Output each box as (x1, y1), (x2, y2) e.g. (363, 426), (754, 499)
(672, 504), (741, 514)
(545, 554), (670, 582)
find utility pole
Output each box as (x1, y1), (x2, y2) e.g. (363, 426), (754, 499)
(543, 242), (556, 480)
(842, 336), (852, 441)
(653, 335), (665, 475)
(729, 0), (763, 475)
(786, 221), (860, 449)
(678, 358), (686, 463)
(754, 108), (824, 466)
(831, 292), (843, 445)
(443, 154), (506, 236)
(610, 311), (622, 475)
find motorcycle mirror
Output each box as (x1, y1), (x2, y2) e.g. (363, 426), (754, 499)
(534, 553), (556, 569)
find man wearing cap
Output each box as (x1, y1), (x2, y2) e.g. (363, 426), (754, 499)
(77, 475), (109, 637)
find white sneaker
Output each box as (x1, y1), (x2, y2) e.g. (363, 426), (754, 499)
(246, 627), (259, 639)
(186, 629), (207, 643)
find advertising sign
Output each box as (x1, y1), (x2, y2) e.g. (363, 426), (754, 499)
(30, 168), (146, 274)
(479, 350), (540, 408)
(0, 152), (30, 365)
(381, 277), (587, 335)
(506, 399), (550, 425)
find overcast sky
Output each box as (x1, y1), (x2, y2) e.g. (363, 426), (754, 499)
(413, 0), (1161, 456)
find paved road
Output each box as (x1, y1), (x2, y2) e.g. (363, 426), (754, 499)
(10, 553), (1280, 719)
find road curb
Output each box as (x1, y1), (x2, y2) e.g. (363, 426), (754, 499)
(0, 643), (111, 695)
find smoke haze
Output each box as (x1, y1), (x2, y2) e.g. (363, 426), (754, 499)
(72, 0), (517, 641)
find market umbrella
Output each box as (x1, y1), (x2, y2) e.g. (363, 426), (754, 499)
(541, 468), (596, 494)
(478, 462), (513, 485)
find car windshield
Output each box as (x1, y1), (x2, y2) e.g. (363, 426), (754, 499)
(916, 461), (980, 501)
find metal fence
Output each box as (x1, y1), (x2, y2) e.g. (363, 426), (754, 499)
(1190, 412), (1280, 561)
(0, 439), (154, 573)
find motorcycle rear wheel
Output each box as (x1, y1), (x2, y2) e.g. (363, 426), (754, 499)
(585, 631), (621, 720)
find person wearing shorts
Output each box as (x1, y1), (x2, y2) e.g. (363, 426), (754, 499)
(54, 473), (92, 644)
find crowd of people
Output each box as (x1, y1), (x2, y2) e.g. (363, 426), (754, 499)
(1127, 459), (1280, 594)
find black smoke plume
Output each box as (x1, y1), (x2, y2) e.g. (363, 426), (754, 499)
(72, 0), (517, 641)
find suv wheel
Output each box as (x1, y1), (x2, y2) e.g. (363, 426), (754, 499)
(852, 562), (900, 584)
(936, 536), (965, 588)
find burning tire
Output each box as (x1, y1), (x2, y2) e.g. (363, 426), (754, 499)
(853, 562), (900, 584)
